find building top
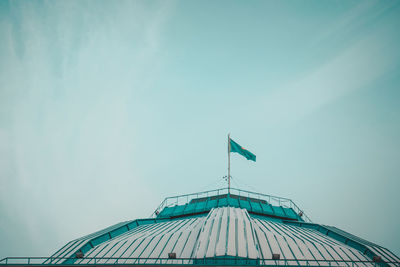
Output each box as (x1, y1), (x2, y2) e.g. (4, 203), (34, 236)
(0, 188), (399, 266)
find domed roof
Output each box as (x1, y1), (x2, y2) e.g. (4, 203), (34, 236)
(42, 188), (399, 266)
(1, 188), (398, 266)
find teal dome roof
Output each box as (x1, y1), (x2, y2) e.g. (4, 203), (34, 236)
(1, 188), (399, 266)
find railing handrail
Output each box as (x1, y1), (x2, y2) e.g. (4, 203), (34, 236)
(0, 256), (398, 265)
(162, 187), (292, 203)
(152, 187), (311, 222)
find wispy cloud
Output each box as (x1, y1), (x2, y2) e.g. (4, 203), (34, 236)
(0, 0), (174, 258)
(310, 0), (399, 47)
(258, 3), (400, 126)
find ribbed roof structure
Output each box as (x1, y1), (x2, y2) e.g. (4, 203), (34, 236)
(1, 188), (399, 266)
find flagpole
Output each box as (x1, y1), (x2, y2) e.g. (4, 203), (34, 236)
(228, 133), (231, 195)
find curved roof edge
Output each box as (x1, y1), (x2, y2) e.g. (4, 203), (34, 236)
(49, 217), (176, 265)
(283, 221), (400, 264)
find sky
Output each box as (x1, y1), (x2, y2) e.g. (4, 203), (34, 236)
(1, 0), (400, 259)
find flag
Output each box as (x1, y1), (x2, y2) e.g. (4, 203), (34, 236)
(229, 138), (256, 162)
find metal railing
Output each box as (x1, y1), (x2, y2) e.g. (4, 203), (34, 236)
(0, 257), (398, 266)
(152, 188), (312, 223)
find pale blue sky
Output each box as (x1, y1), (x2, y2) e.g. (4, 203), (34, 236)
(1, 0), (400, 259)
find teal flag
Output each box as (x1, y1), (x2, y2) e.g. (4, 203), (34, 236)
(229, 138), (256, 162)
